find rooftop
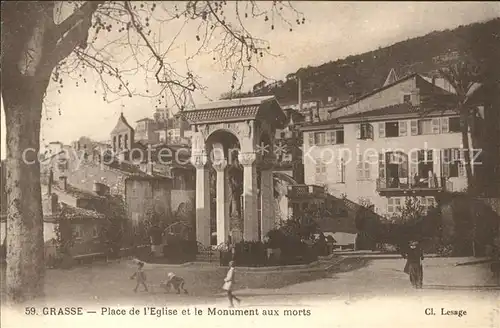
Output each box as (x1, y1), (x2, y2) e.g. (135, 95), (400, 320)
(111, 113), (134, 134)
(336, 102), (457, 122)
(195, 96), (275, 110)
(181, 96), (286, 127)
(45, 203), (105, 221)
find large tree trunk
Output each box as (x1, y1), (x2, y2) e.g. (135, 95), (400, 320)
(3, 84), (46, 303)
(460, 108), (474, 193)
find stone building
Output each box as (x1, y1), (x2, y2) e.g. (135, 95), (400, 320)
(40, 112), (195, 246)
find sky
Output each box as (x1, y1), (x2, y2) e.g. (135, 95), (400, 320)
(1, 1), (500, 159)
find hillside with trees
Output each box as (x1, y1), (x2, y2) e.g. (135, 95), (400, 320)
(223, 18), (500, 105)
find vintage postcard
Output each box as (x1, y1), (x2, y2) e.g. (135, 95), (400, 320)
(1, 1), (499, 328)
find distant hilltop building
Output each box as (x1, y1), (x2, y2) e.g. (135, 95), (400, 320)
(134, 107), (191, 145)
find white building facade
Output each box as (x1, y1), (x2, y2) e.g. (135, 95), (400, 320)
(301, 74), (474, 219)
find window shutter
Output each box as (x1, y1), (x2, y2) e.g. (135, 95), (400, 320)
(410, 150), (418, 178)
(325, 131), (331, 145)
(410, 120), (418, 136)
(329, 131), (336, 144)
(356, 153), (363, 180)
(308, 133), (314, 146)
(378, 152), (386, 179)
(367, 124), (374, 139)
(441, 117), (449, 133)
(442, 149), (450, 177)
(398, 121), (407, 137)
(378, 123), (386, 138)
(433, 149), (440, 175)
(399, 153), (408, 178)
(355, 124), (361, 139)
(431, 118), (440, 134)
(365, 154), (373, 180)
(336, 157), (342, 183)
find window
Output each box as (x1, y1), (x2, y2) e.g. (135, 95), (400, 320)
(326, 130), (344, 145)
(356, 123), (373, 140)
(336, 130), (344, 144)
(73, 225), (84, 240)
(403, 94), (411, 103)
(314, 132), (326, 145)
(336, 158), (346, 183)
(385, 122), (399, 137)
(92, 226), (100, 239)
(340, 159), (345, 183)
(315, 161), (327, 184)
(418, 119), (432, 135)
(421, 197), (436, 213)
(442, 148), (464, 178)
(356, 154), (371, 180)
(387, 198), (402, 215)
(449, 117), (461, 133)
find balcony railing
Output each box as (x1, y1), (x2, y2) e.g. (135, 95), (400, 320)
(287, 184), (325, 198)
(376, 176), (452, 193)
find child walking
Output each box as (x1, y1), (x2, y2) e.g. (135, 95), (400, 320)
(130, 261), (148, 292)
(161, 272), (188, 294)
(223, 261), (240, 307)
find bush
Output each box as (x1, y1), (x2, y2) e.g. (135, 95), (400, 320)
(265, 228), (317, 265)
(233, 241), (266, 267)
(160, 239), (197, 264)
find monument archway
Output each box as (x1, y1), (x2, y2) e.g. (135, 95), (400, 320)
(182, 96), (286, 246)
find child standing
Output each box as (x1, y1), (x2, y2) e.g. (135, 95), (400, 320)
(130, 261), (148, 292)
(161, 272), (188, 294)
(223, 261), (240, 307)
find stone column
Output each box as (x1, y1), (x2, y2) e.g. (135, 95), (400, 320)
(238, 152), (259, 241)
(191, 153), (211, 247)
(260, 167), (275, 242)
(213, 160), (230, 245)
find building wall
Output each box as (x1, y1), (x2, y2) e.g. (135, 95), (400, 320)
(126, 179), (172, 225)
(303, 116), (469, 217)
(331, 78), (417, 118)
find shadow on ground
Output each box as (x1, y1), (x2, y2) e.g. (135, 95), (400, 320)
(0, 256), (369, 302)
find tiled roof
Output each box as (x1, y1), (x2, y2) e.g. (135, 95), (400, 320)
(195, 96), (274, 110)
(53, 184), (103, 200)
(299, 118), (343, 131)
(105, 159), (169, 178)
(45, 203), (105, 221)
(337, 102), (425, 121)
(180, 96), (285, 124)
(182, 105), (260, 123)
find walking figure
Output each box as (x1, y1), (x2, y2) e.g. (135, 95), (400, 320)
(161, 272), (188, 294)
(130, 261), (148, 292)
(402, 241), (424, 289)
(223, 261), (241, 307)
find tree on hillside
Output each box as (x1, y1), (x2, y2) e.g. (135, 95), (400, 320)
(1, 1), (305, 303)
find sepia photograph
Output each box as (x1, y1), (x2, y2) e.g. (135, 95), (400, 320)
(1, 1), (500, 328)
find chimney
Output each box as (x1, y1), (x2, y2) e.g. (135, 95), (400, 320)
(298, 77), (303, 112)
(59, 176), (67, 191)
